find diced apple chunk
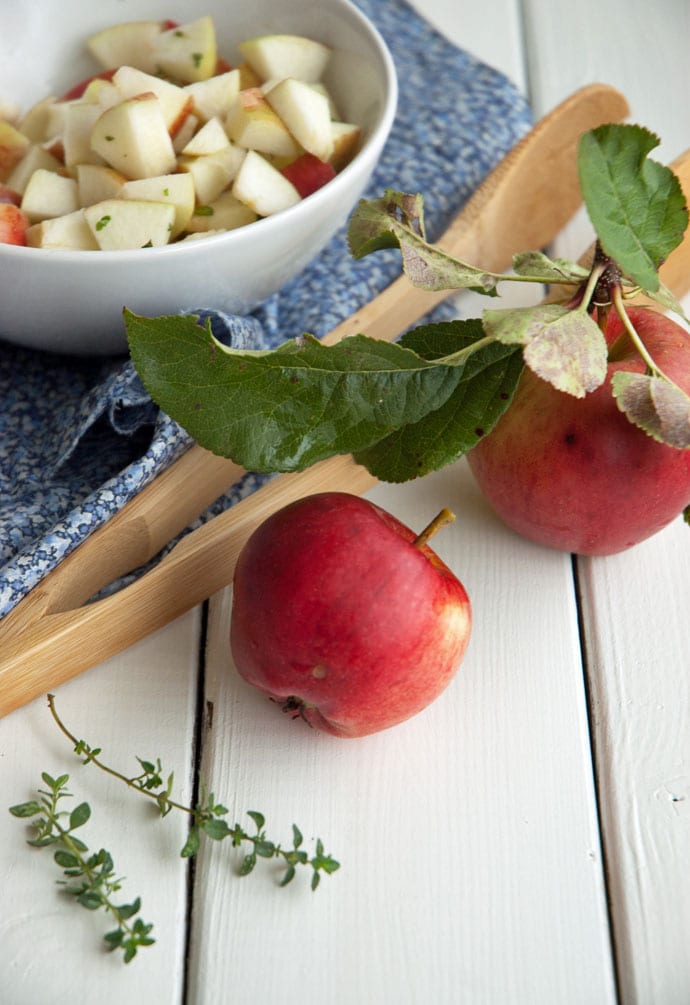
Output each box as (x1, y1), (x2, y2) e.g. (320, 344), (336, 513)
(232, 149), (301, 216)
(184, 70), (240, 122)
(180, 116), (230, 156)
(186, 190), (258, 232)
(226, 88), (300, 158)
(238, 34), (331, 83)
(171, 112), (200, 154)
(120, 172), (195, 236)
(21, 168), (80, 222)
(179, 143), (246, 204)
(111, 66), (192, 135)
(329, 121), (362, 170)
(153, 17), (218, 83)
(18, 96), (57, 142)
(77, 164), (126, 206)
(81, 77), (121, 110)
(265, 78), (333, 161)
(62, 102), (106, 168)
(6, 144), (63, 195)
(0, 202), (30, 245)
(84, 198), (175, 249)
(0, 121), (31, 181)
(91, 93), (177, 179)
(26, 209), (99, 249)
(87, 20), (164, 75)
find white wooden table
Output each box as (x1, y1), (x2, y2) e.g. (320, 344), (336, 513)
(2, 1), (689, 1002)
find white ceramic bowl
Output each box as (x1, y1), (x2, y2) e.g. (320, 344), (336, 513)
(0, 0), (396, 355)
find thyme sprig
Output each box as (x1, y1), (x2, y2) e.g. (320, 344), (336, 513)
(48, 693), (340, 889)
(9, 772), (155, 963)
(9, 695), (340, 965)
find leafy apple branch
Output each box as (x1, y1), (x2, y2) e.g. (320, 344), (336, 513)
(9, 694), (340, 964)
(126, 122), (690, 487)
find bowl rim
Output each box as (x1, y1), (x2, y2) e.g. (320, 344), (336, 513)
(0, 0), (398, 264)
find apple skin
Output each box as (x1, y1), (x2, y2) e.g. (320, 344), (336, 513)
(0, 202), (29, 245)
(59, 69), (117, 102)
(230, 492), (472, 738)
(467, 307), (690, 556)
(281, 153), (336, 198)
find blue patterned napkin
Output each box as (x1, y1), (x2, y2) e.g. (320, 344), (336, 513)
(0, 0), (531, 617)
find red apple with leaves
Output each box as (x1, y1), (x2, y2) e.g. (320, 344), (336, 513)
(230, 492), (471, 738)
(467, 306), (690, 555)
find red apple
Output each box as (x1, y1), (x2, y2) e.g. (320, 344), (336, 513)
(230, 492), (472, 738)
(280, 153), (336, 198)
(0, 202), (29, 245)
(467, 306), (690, 556)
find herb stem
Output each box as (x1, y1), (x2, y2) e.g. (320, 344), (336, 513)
(47, 694), (193, 817)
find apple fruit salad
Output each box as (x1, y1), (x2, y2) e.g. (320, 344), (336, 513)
(128, 121), (690, 559)
(0, 16), (362, 249)
(230, 493), (472, 738)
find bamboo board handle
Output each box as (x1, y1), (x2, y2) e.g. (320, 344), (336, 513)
(0, 84), (648, 716)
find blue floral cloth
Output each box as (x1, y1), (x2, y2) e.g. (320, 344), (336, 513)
(0, 0), (531, 617)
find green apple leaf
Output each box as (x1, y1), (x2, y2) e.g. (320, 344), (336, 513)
(612, 370), (690, 448)
(354, 321), (523, 481)
(482, 303), (608, 397)
(511, 250), (589, 284)
(578, 123), (688, 292)
(126, 310), (511, 476)
(347, 189), (498, 293)
(641, 280), (690, 324)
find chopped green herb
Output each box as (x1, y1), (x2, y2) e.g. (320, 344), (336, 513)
(192, 52), (202, 68)
(194, 205), (214, 216)
(95, 215), (111, 231)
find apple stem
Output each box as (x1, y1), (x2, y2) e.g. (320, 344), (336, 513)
(611, 285), (663, 376)
(413, 507), (456, 549)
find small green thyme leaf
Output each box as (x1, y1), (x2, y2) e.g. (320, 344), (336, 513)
(9, 770), (154, 963)
(9, 800), (43, 818)
(95, 215), (111, 231)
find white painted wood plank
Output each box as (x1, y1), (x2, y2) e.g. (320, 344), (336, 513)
(186, 3), (620, 1000)
(0, 611), (201, 1004)
(521, 0), (690, 160)
(523, 2), (690, 1000)
(409, 0), (527, 91)
(578, 519), (690, 1005)
(187, 460), (615, 1004)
